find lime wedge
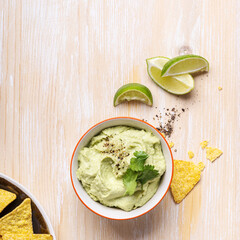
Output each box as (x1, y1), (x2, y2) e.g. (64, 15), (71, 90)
(161, 54), (209, 77)
(146, 57), (194, 95)
(113, 83), (153, 107)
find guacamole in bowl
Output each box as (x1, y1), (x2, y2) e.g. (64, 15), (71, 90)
(76, 126), (166, 211)
(70, 117), (173, 220)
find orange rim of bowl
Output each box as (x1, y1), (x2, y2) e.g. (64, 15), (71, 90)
(70, 117), (174, 220)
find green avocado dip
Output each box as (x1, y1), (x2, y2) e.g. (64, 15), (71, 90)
(76, 126), (166, 211)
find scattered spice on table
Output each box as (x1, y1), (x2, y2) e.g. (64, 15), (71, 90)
(155, 107), (188, 138)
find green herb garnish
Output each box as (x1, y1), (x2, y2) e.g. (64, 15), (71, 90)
(137, 165), (159, 185)
(130, 151), (148, 171)
(123, 151), (159, 195)
(122, 169), (138, 195)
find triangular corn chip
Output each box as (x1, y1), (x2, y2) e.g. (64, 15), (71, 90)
(0, 198), (33, 235)
(206, 147), (223, 162)
(2, 234), (53, 240)
(0, 190), (16, 213)
(170, 160), (202, 203)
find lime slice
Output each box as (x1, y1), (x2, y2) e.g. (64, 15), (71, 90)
(146, 57), (194, 95)
(161, 54), (209, 77)
(113, 83), (153, 107)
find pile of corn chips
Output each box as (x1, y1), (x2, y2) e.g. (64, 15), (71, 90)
(0, 189), (52, 240)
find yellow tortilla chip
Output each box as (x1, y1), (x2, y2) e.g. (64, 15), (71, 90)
(218, 86), (222, 91)
(170, 160), (202, 203)
(206, 147), (223, 162)
(2, 234), (53, 240)
(169, 142), (174, 148)
(0, 198), (33, 235)
(0, 190), (16, 213)
(197, 162), (205, 171)
(188, 151), (194, 159)
(200, 140), (208, 149)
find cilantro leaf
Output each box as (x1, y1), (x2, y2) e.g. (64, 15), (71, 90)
(130, 157), (146, 171)
(123, 151), (159, 195)
(130, 151), (148, 171)
(137, 165), (159, 185)
(123, 169), (138, 195)
(134, 151), (148, 159)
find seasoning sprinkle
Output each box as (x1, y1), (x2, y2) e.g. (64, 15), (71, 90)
(154, 107), (188, 138)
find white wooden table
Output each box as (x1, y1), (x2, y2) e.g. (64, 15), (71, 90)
(0, 1), (239, 239)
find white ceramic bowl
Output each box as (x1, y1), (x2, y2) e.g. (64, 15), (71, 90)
(70, 117), (173, 220)
(0, 173), (56, 239)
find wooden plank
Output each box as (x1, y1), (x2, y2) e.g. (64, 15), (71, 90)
(0, 0), (239, 239)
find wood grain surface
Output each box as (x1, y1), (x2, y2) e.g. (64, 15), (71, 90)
(0, 1), (239, 239)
